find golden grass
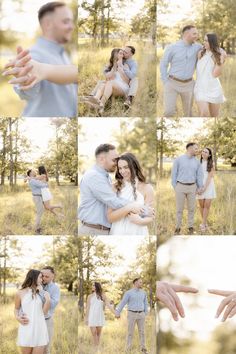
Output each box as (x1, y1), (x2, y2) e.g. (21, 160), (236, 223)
(0, 184), (77, 235)
(157, 172), (236, 236)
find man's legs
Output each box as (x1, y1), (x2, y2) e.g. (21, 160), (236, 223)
(124, 77), (139, 108)
(163, 80), (178, 117)
(33, 196), (44, 232)
(126, 311), (136, 351)
(179, 81), (194, 117)
(175, 183), (186, 230)
(186, 184), (197, 229)
(137, 312), (146, 350)
(44, 318), (54, 354)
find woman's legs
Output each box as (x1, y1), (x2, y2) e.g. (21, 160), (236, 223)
(198, 199), (204, 219)
(90, 327), (99, 347)
(202, 199), (212, 226)
(96, 326), (103, 346)
(21, 348), (33, 354)
(209, 103), (220, 117)
(196, 101), (210, 116)
(32, 347), (45, 354)
(43, 201), (64, 218)
(100, 81), (125, 107)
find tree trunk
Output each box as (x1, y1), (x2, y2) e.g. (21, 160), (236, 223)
(9, 118), (14, 187)
(14, 119), (19, 185)
(1, 125), (7, 185)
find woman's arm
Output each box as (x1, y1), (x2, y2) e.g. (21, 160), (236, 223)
(85, 295), (91, 324)
(103, 294), (116, 315)
(107, 202), (144, 223)
(212, 50), (227, 77)
(14, 291), (22, 321)
(117, 63), (130, 84)
(42, 291), (51, 315)
(128, 184), (154, 226)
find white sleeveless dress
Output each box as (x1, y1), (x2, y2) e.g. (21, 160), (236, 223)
(17, 289), (49, 347)
(196, 160), (216, 199)
(41, 187), (52, 202)
(194, 51), (225, 104)
(110, 181), (149, 235)
(88, 294), (105, 327)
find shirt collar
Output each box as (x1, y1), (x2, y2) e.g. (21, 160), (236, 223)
(37, 37), (65, 55)
(93, 164), (109, 178)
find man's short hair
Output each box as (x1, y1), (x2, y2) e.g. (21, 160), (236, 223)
(27, 169), (32, 177)
(186, 142), (197, 149)
(127, 45), (135, 55)
(38, 1), (66, 22)
(95, 144), (116, 157)
(133, 277), (140, 284)
(182, 25), (196, 33)
(42, 266), (55, 274)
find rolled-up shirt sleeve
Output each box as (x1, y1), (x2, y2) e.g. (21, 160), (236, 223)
(160, 44), (173, 83)
(88, 174), (128, 209)
(144, 293), (148, 314)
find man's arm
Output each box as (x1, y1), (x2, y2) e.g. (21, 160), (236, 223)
(88, 174), (129, 209)
(196, 162), (204, 188)
(171, 158), (178, 188)
(29, 179), (48, 188)
(144, 293), (149, 315)
(123, 61), (137, 80)
(116, 292), (129, 314)
(49, 284), (60, 312)
(160, 45), (173, 83)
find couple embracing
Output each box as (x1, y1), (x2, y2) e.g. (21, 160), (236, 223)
(78, 144), (155, 235)
(15, 267), (60, 354)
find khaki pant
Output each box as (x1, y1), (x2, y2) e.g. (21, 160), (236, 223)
(78, 224), (109, 236)
(126, 311), (146, 350)
(175, 183), (197, 229)
(164, 78), (195, 117)
(90, 77), (138, 97)
(44, 317), (54, 354)
(32, 195), (44, 230)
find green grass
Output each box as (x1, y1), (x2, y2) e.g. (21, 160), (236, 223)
(0, 183), (77, 235)
(157, 48), (236, 117)
(78, 310), (156, 354)
(157, 172), (236, 236)
(79, 39), (157, 117)
(0, 293), (78, 354)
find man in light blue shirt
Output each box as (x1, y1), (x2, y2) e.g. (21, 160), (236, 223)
(78, 144), (144, 235)
(40, 266), (60, 354)
(171, 142), (204, 234)
(115, 278), (149, 353)
(160, 25), (202, 116)
(27, 169), (48, 234)
(14, 2), (77, 117)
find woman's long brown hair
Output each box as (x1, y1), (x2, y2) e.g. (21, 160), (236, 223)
(201, 33), (222, 65)
(106, 48), (123, 72)
(115, 153), (146, 199)
(200, 147), (214, 172)
(21, 269), (41, 297)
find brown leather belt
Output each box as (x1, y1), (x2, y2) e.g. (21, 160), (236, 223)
(82, 221), (110, 231)
(177, 181), (196, 185)
(129, 310), (144, 313)
(169, 75), (192, 83)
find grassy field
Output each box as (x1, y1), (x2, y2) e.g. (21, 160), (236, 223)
(157, 172), (236, 236)
(79, 39), (156, 117)
(0, 293), (78, 354)
(0, 183), (77, 235)
(78, 310), (156, 354)
(157, 48), (236, 117)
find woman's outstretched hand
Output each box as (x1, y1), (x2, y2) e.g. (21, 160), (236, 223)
(208, 289), (236, 321)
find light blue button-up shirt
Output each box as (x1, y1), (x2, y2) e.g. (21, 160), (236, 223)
(14, 37), (77, 117)
(28, 179), (48, 195)
(171, 154), (204, 188)
(39, 282), (60, 319)
(123, 58), (138, 79)
(160, 40), (202, 83)
(116, 288), (148, 315)
(78, 164), (128, 228)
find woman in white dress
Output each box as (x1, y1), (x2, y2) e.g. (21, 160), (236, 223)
(15, 269), (50, 354)
(85, 48), (130, 114)
(108, 153), (154, 235)
(85, 282), (116, 351)
(196, 148), (216, 232)
(194, 33), (226, 117)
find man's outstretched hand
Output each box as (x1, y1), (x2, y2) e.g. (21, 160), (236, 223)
(208, 289), (236, 322)
(156, 281), (198, 321)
